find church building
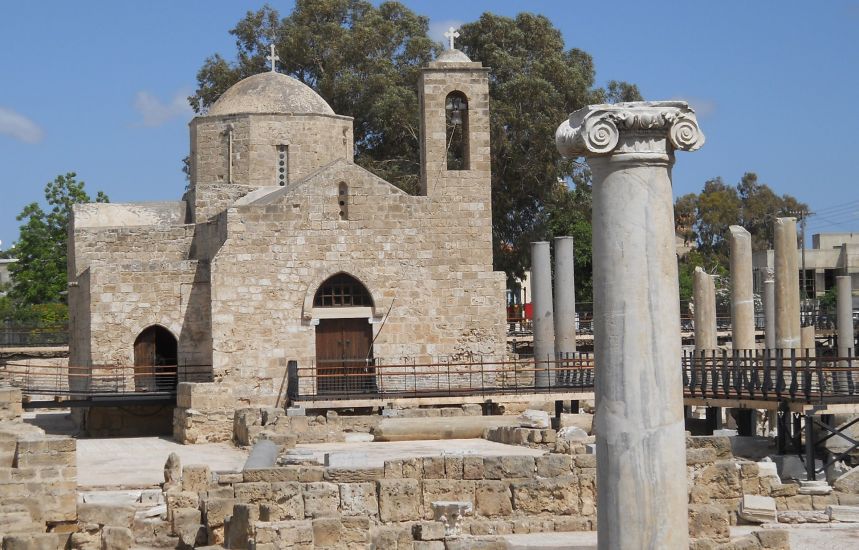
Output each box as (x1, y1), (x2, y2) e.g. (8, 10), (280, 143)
(67, 46), (507, 411)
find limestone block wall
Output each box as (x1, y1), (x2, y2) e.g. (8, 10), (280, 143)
(0, 391), (77, 543)
(81, 260), (210, 370)
(208, 160), (505, 404)
(189, 113), (353, 222)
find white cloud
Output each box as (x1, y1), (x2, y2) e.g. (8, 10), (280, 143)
(429, 19), (465, 48)
(672, 96), (717, 117)
(0, 107), (44, 143)
(133, 88), (193, 127)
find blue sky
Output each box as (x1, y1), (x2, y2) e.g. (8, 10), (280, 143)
(1, 1), (858, 251)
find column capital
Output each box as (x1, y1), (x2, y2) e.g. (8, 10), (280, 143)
(555, 101), (705, 158)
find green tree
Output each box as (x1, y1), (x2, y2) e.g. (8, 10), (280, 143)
(190, 2), (640, 284)
(457, 13), (640, 279)
(9, 173), (108, 307)
(674, 172), (808, 302)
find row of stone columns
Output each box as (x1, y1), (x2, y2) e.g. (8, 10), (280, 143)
(692, 217), (854, 356)
(530, 237), (577, 387)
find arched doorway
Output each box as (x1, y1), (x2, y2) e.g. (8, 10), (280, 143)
(313, 273), (376, 395)
(133, 325), (178, 392)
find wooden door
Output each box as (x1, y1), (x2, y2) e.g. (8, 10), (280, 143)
(315, 318), (374, 395)
(134, 326), (178, 392)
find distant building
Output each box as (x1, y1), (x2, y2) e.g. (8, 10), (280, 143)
(752, 232), (859, 306)
(0, 258), (16, 296)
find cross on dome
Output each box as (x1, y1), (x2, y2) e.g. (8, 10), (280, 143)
(266, 44), (280, 72)
(444, 27), (460, 50)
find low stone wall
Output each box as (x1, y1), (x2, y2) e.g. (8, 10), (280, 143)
(174, 382), (236, 444)
(234, 408), (379, 447)
(0, 386), (78, 548)
(165, 452), (599, 549)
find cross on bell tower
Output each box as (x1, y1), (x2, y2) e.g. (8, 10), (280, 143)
(444, 27), (460, 50)
(266, 44), (280, 72)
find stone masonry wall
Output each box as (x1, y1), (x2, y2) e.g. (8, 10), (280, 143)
(0, 386), (78, 547)
(209, 159), (506, 404)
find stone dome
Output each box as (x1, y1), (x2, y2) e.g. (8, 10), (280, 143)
(435, 49), (472, 64)
(208, 72), (335, 116)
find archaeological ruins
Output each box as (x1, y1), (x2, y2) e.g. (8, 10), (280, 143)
(2, 37), (859, 550)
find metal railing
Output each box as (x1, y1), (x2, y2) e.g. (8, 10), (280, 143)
(0, 362), (213, 397)
(0, 325), (68, 347)
(682, 348), (858, 403)
(287, 353), (595, 402)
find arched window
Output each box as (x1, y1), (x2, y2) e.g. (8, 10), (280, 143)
(338, 182), (349, 220)
(313, 273), (372, 308)
(445, 91), (469, 170)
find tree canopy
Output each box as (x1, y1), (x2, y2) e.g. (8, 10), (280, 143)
(190, 1), (641, 291)
(7, 173), (108, 309)
(674, 171), (807, 301)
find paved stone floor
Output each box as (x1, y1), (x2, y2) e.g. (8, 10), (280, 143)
(290, 438), (546, 468)
(75, 436), (248, 489)
(480, 525), (859, 549)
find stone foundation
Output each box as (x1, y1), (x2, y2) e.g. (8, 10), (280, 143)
(0, 386), (78, 548)
(173, 382), (236, 444)
(85, 404), (173, 437)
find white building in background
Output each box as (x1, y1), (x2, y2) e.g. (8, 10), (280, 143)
(0, 258), (16, 296)
(752, 232), (859, 307)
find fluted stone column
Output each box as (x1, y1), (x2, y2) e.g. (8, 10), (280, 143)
(763, 271), (776, 349)
(774, 217), (801, 349)
(554, 236), (576, 385)
(531, 241), (555, 387)
(837, 275), (854, 358)
(557, 101), (704, 549)
(729, 226), (756, 351)
(694, 267), (717, 352)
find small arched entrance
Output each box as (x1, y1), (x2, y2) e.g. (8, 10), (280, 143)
(313, 273), (376, 395)
(133, 325), (178, 392)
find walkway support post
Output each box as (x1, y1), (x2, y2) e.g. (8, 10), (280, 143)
(554, 236), (577, 385)
(531, 241), (554, 388)
(557, 101), (704, 549)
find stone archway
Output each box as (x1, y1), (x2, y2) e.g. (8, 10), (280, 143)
(312, 273), (377, 396)
(133, 325), (178, 392)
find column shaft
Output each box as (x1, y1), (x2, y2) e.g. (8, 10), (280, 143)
(837, 276), (854, 357)
(553, 236), (577, 358)
(729, 226), (755, 350)
(774, 218), (801, 349)
(693, 267), (717, 351)
(763, 276), (776, 349)
(530, 241), (554, 387)
(591, 154), (688, 549)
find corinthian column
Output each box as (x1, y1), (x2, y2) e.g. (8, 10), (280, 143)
(774, 217), (801, 349)
(729, 226), (756, 351)
(557, 101), (704, 549)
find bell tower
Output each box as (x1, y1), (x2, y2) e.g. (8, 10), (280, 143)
(418, 34), (490, 199)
